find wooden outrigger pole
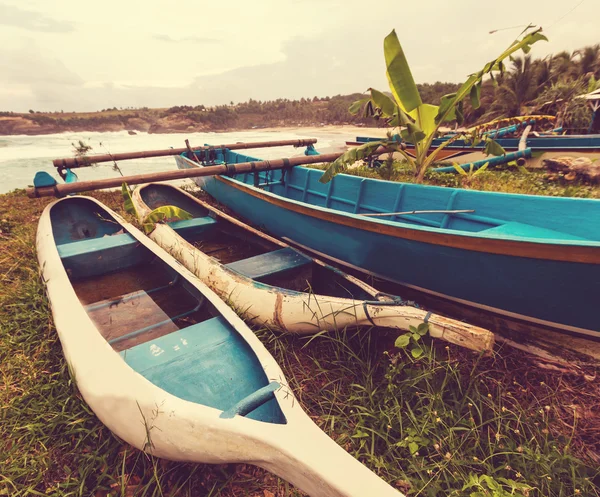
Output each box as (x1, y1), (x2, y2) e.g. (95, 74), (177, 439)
(28, 151), (358, 198)
(52, 139), (318, 169)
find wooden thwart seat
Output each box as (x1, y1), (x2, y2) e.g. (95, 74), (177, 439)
(57, 232), (136, 258)
(168, 216), (217, 239)
(57, 233), (141, 278)
(225, 247), (311, 281)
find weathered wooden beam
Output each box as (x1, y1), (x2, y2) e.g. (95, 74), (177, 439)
(52, 139), (318, 169)
(517, 125), (532, 166)
(28, 151), (354, 198)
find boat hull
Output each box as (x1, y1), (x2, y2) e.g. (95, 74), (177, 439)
(176, 156), (600, 338)
(37, 196), (403, 497)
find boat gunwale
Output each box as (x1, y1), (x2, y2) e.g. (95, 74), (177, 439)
(178, 155), (600, 263)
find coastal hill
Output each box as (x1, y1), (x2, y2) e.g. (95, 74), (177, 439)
(0, 85), (460, 135)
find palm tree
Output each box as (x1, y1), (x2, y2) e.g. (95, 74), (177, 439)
(487, 55), (539, 117)
(551, 50), (577, 81)
(573, 44), (600, 78)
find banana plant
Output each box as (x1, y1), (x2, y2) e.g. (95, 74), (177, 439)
(320, 26), (547, 184)
(121, 183), (192, 234)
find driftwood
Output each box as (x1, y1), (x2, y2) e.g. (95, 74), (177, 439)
(52, 139), (318, 169)
(543, 156), (600, 183)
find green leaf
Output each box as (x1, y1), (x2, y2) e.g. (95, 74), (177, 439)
(409, 103), (439, 137)
(473, 162), (489, 176)
(395, 334), (411, 349)
(484, 138), (506, 157)
(348, 98), (369, 115)
(369, 89), (396, 117)
(319, 141), (383, 183)
(416, 322), (429, 336)
(384, 30), (422, 112)
(438, 93), (458, 122)
(121, 182), (138, 219)
(452, 163), (468, 176)
(411, 346), (424, 359)
(143, 205), (193, 234)
(400, 122), (426, 145)
(408, 441), (419, 455)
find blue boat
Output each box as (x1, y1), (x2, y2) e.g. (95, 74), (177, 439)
(175, 148), (600, 338)
(347, 133), (600, 161)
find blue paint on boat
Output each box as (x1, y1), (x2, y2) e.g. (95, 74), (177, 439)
(304, 144), (320, 156)
(225, 247), (311, 281)
(432, 149), (532, 173)
(65, 168), (78, 183)
(220, 381), (281, 419)
(33, 171), (57, 188)
(121, 317), (286, 423)
(177, 149), (600, 336)
(52, 196), (287, 424)
(167, 217), (217, 239)
(354, 133), (600, 152)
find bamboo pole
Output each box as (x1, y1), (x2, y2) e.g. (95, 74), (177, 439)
(28, 151), (356, 198)
(52, 139), (318, 169)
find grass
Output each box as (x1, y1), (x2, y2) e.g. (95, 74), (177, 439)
(1, 180), (600, 496)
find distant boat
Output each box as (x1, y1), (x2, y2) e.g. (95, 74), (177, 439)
(175, 149), (600, 338)
(131, 182), (493, 352)
(347, 133), (600, 162)
(37, 195), (404, 497)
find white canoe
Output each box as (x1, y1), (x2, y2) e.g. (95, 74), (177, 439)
(37, 195), (404, 497)
(132, 183), (493, 352)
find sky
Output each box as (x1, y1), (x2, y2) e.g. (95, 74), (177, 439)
(0, 0), (598, 112)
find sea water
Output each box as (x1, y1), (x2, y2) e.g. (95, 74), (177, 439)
(0, 128), (353, 194)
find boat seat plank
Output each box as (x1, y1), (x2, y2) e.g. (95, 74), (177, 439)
(484, 222), (586, 241)
(168, 216), (217, 239)
(121, 317), (286, 423)
(57, 233), (142, 278)
(225, 247), (311, 281)
(57, 232), (136, 258)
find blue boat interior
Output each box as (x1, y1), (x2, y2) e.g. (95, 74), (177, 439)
(51, 197), (286, 424)
(139, 183), (373, 300)
(185, 149), (600, 243)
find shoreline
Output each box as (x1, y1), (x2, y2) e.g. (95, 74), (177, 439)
(0, 123), (387, 138)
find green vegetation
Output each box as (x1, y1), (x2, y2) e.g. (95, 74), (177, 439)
(121, 182), (192, 233)
(321, 27), (547, 184)
(1, 185), (600, 496)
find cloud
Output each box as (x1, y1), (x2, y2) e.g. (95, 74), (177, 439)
(152, 34), (218, 44)
(0, 3), (75, 33)
(0, 43), (83, 86)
